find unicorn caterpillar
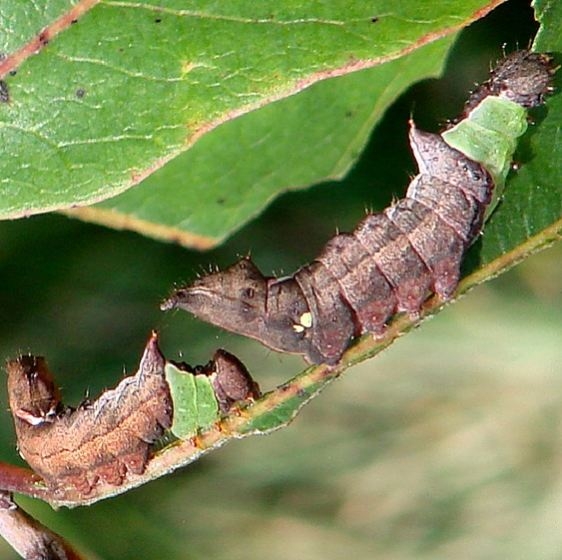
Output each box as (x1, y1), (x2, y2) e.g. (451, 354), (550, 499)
(163, 51), (555, 365)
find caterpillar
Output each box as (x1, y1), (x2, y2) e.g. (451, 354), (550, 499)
(162, 51), (556, 365)
(5, 333), (259, 494)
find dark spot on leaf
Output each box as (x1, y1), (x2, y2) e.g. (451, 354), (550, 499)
(217, 198), (225, 205)
(9, 70), (16, 76)
(75, 88), (86, 99)
(71, 19), (78, 24)
(155, 17), (162, 23)
(38, 31), (49, 46)
(370, 17), (379, 23)
(0, 80), (10, 103)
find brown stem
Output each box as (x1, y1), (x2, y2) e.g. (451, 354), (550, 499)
(0, 490), (85, 560)
(0, 463), (48, 500)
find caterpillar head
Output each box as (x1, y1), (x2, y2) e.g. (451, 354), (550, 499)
(162, 257), (267, 330)
(486, 51), (555, 108)
(162, 257), (320, 362)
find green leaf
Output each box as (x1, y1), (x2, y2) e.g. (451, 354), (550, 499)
(0, 0), (503, 239)
(79, 37), (456, 247)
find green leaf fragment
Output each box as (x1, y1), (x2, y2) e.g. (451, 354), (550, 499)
(164, 363), (219, 439)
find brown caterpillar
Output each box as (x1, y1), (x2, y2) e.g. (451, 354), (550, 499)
(6, 333), (259, 495)
(162, 51), (556, 365)
(6, 332), (173, 494)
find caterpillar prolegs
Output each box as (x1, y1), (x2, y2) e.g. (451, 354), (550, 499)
(163, 51), (556, 365)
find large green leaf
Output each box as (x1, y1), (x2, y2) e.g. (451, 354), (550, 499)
(0, 0), (503, 235)
(80, 38), (455, 247)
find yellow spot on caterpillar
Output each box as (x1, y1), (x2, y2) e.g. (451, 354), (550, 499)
(292, 312), (313, 333)
(300, 312), (313, 328)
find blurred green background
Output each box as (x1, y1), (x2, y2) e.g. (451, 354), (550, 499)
(1, 1), (561, 558)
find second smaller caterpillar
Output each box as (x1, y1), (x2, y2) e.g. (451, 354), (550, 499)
(6, 332), (260, 496)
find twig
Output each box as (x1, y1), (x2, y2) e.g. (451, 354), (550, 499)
(0, 490), (85, 560)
